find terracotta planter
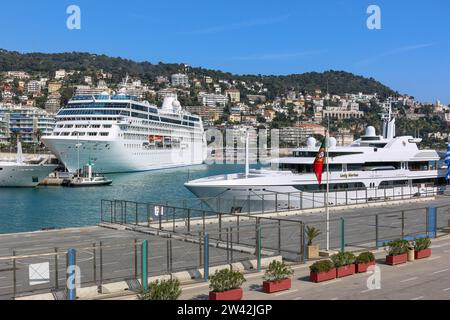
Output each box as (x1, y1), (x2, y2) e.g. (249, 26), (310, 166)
(263, 278), (292, 294)
(356, 261), (376, 273)
(310, 268), (336, 283)
(209, 288), (243, 301)
(307, 245), (320, 259)
(415, 248), (432, 260)
(336, 264), (355, 278)
(385, 253), (407, 265)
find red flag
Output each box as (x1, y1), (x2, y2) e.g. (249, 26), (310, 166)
(313, 138), (327, 185)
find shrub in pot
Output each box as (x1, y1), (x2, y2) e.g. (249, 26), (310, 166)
(138, 279), (182, 300)
(414, 237), (432, 259)
(309, 260), (336, 283)
(209, 268), (246, 300)
(331, 251), (356, 278)
(385, 239), (409, 265)
(262, 260), (294, 294)
(306, 226), (321, 259)
(355, 252), (376, 273)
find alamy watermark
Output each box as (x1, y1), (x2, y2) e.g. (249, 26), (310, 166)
(366, 265), (381, 290)
(66, 5), (81, 30)
(367, 5), (381, 30)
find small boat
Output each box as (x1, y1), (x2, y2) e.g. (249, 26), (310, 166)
(69, 175), (113, 187)
(68, 161), (112, 187)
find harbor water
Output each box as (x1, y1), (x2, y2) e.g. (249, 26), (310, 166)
(0, 164), (248, 234)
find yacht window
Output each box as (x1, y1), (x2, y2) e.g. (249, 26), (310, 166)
(409, 161), (432, 171)
(100, 132), (109, 136)
(347, 164), (363, 171)
(88, 132), (98, 136)
(103, 125), (112, 128)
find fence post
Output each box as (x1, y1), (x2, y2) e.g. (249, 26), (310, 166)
(230, 227), (234, 264)
(147, 204), (150, 227)
(427, 207), (437, 238)
(159, 206), (163, 231)
(173, 208), (176, 232)
(275, 193), (278, 212)
(187, 209), (191, 233)
(219, 214), (222, 241)
(124, 202), (127, 224)
(340, 218), (345, 252)
(135, 202), (138, 226)
(375, 215), (379, 249)
(141, 240), (148, 290)
(237, 216), (240, 244)
(204, 233), (209, 282)
(134, 239), (138, 279)
(98, 241), (103, 293)
(202, 211), (206, 233)
(302, 223), (307, 263)
(55, 248), (59, 290)
(226, 228), (230, 265)
(257, 225), (261, 272)
(66, 248), (77, 301)
(199, 232), (203, 268)
(12, 251), (16, 300)
(401, 211), (405, 239)
(92, 244), (96, 285)
(278, 220), (281, 255)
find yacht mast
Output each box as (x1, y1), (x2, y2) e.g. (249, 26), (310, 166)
(245, 129), (250, 178)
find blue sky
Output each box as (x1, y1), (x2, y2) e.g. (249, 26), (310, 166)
(1, 0), (449, 103)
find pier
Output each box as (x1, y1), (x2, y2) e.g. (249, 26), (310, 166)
(0, 194), (448, 300)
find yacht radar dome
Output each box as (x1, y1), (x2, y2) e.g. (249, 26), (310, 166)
(364, 126), (376, 137)
(306, 137), (317, 148)
(328, 137), (337, 148)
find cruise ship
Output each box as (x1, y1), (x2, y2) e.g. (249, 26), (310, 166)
(185, 102), (448, 213)
(42, 91), (207, 173)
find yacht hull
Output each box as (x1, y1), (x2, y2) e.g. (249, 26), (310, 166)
(186, 184), (441, 214)
(0, 164), (57, 187)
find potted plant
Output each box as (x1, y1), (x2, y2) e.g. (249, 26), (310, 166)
(209, 268), (246, 300)
(355, 252), (376, 273)
(306, 226), (321, 259)
(414, 237), (432, 259)
(331, 251), (356, 278)
(262, 260), (294, 294)
(138, 279), (182, 300)
(309, 260), (336, 283)
(385, 240), (409, 265)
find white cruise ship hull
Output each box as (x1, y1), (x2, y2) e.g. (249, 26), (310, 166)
(42, 137), (205, 173)
(0, 164), (57, 187)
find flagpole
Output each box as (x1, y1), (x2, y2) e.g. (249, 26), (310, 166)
(326, 128), (330, 252)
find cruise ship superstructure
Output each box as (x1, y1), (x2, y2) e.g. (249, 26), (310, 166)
(42, 89), (207, 173)
(185, 101), (447, 213)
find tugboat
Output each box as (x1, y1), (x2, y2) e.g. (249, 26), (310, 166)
(67, 161), (112, 187)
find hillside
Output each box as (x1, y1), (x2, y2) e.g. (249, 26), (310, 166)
(0, 49), (398, 98)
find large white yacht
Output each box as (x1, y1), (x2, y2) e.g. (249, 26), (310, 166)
(185, 102), (447, 213)
(42, 90), (207, 173)
(0, 141), (57, 187)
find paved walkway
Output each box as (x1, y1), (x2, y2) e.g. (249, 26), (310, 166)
(176, 234), (450, 300)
